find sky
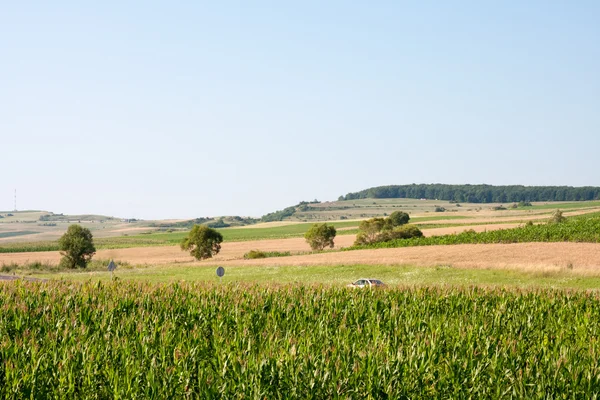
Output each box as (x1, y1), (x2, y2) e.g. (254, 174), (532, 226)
(1, 1), (599, 219)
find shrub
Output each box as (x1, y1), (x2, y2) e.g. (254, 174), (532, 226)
(549, 209), (566, 224)
(243, 250), (291, 259)
(434, 207), (446, 212)
(244, 250), (267, 259)
(377, 225), (423, 242)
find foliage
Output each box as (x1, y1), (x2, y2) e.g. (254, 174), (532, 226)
(207, 218), (231, 228)
(304, 223), (337, 251)
(355, 218), (387, 245)
(376, 225), (424, 242)
(58, 224), (96, 269)
(2, 282), (600, 397)
(434, 206), (446, 212)
(340, 183), (600, 203)
(243, 250), (291, 259)
(385, 211), (410, 227)
(180, 225), (223, 260)
(260, 206), (297, 222)
(355, 212), (420, 245)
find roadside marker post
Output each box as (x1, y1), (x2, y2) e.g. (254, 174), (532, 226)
(108, 260), (117, 280)
(216, 266), (225, 284)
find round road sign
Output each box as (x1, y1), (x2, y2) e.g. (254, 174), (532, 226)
(216, 266), (225, 277)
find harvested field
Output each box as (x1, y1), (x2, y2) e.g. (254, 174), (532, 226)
(0, 236), (356, 266)
(0, 223), (539, 267)
(0, 222), (523, 267)
(213, 243), (600, 276)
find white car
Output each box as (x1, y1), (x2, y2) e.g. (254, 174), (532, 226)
(347, 278), (386, 288)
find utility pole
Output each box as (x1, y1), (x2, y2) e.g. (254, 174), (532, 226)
(13, 189), (16, 212)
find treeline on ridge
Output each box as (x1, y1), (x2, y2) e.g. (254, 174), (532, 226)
(340, 184), (600, 203)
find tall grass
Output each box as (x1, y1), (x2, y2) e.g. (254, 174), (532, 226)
(1, 282), (599, 397)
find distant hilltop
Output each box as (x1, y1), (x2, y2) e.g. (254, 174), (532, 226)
(339, 184), (600, 203)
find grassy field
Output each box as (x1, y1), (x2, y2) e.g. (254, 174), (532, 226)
(2, 281), (600, 397)
(0, 231), (38, 239)
(510, 201), (600, 210)
(28, 262), (600, 290)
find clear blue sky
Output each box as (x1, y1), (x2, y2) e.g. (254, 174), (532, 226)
(1, 1), (598, 219)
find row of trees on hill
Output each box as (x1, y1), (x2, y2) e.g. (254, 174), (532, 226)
(340, 184), (600, 203)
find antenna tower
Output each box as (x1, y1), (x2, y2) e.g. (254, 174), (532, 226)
(14, 189), (17, 212)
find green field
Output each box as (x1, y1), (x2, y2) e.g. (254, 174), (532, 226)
(28, 262), (600, 290)
(0, 231), (37, 239)
(511, 201), (600, 210)
(2, 281), (600, 398)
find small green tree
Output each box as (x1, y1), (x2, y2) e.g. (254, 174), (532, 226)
(304, 223), (337, 251)
(58, 224), (96, 269)
(181, 225), (224, 260)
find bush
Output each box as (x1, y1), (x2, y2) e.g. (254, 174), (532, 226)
(363, 225), (423, 244)
(354, 218), (387, 245)
(243, 250), (291, 259)
(180, 225), (223, 260)
(304, 223), (337, 251)
(549, 209), (566, 224)
(434, 207), (446, 212)
(244, 250), (267, 259)
(58, 225), (96, 269)
(386, 211), (410, 227)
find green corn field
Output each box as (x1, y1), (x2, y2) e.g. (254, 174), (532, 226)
(1, 281), (600, 398)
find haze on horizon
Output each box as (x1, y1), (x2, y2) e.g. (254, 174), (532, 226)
(1, 1), (598, 220)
